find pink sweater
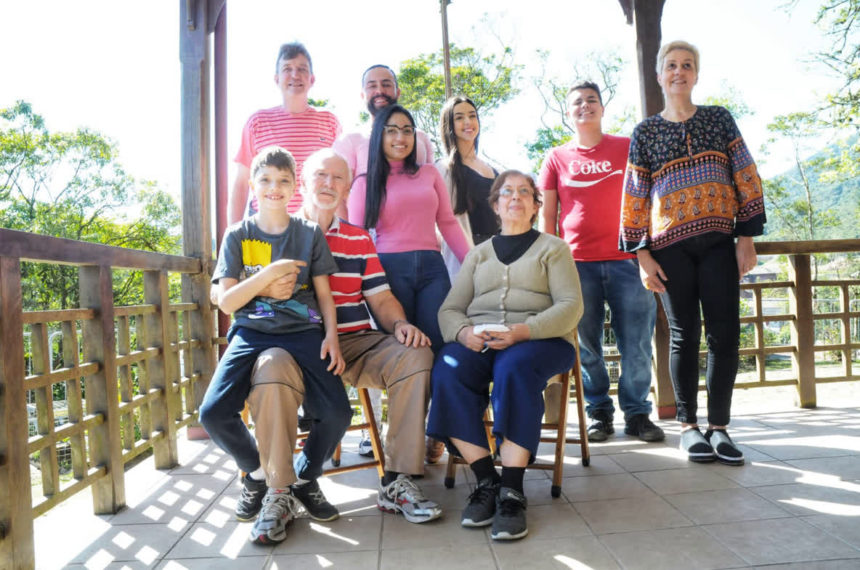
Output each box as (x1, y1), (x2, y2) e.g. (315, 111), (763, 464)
(347, 163), (470, 262)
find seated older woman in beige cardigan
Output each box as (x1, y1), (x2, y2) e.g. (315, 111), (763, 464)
(426, 169), (583, 541)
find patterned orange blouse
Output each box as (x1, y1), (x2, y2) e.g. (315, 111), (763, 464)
(619, 106), (766, 252)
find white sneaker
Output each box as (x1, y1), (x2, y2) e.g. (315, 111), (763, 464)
(358, 432), (376, 458)
(249, 489), (300, 545)
(377, 474), (442, 523)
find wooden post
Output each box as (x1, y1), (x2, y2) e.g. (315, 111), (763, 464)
(0, 256), (35, 568)
(79, 265), (126, 513)
(144, 270), (179, 468)
(31, 323), (59, 497)
(652, 298), (676, 419)
(633, 0), (666, 119)
(788, 254), (816, 408)
(181, 0), (218, 438)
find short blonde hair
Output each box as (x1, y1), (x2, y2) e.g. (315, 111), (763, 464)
(656, 40), (700, 74)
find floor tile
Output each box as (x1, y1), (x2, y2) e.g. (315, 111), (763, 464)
(803, 513), (860, 548)
(750, 481), (860, 516)
(711, 459), (803, 487)
(270, 515), (382, 554)
(634, 466), (739, 495)
(490, 535), (620, 569)
(526, 502), (592, 539)
(664, 487), (792, 524)
(607, 447), (692, 472)
(111, 473), (232, 526)
(573, 495), (692, 534)
(788, 455), (860, 481)
(380, 507), (477, 550)
(380, 544), (496, 570)
(703, 517), (860, 565)
(157, 557), (268, 569)
(560, 452), (626, 478)
(269, 549), (378, 569)
(168, 520), (274, 559)
(599, 526), (747, 569)
(69, 523), (188, 566)
(753, 562), (860, 570)
(743, 435), (860, 460)
(561, 472), (656, 502)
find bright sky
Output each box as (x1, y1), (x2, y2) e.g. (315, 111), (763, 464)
(0, 0), (838, 205)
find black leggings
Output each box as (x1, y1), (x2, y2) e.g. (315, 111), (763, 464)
(651, 233), (740, 426)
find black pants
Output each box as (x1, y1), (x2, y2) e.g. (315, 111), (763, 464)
(651, 233), (740, 426)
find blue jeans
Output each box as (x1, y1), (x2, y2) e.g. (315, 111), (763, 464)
(378, 250), (451, 354)
(427, 339), (576, 459)
(576, 259), (656, 420)
(198, 326), (352, 480)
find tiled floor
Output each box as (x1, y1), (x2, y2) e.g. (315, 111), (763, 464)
(34, 384), (860, 569)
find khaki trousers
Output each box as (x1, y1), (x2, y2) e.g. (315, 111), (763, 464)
(247, 331), (432, 487)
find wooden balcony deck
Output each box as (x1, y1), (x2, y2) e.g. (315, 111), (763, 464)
(32, 382), (860, 569)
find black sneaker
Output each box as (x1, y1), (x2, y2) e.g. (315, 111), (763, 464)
(705, 429), (745, 466)
(587, 411), (615, 442)
(625, 414), (666, 442)
(235, 473), (268, 521)
(291, 479), (340, 521)
(680, 427), (716, 463)
(491, 487), (528, 541)
(461, 478), (499, 527)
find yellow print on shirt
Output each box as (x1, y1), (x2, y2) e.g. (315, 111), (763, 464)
(241, 239), (271, 276)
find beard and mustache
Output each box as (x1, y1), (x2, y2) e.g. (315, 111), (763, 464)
(367, 94), (397, 117)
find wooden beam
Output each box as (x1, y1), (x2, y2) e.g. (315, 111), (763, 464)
(633, 0), (666, 118)
(0, 229), (199, 273)
(0, 256), (35, 568)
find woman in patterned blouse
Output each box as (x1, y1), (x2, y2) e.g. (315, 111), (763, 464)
(619, 40), (766, 466)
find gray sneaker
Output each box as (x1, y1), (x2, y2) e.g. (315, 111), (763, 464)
(461, 478), (499, 527)
(249, 489), (300, 545)
(235, 473), (267, 521)
(491, 487), (528, 541)
(378, 474), (442, 523)
(587, 411), (615, 442)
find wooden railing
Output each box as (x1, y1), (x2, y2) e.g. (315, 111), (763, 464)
(648, 239), (860, 417)
(0, 228), (213, 568)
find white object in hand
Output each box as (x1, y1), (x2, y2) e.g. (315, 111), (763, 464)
(473, 324), (510, 335)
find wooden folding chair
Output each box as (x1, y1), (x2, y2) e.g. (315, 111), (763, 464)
(296, 386), (385, 478)
(444, 337), (589, 497)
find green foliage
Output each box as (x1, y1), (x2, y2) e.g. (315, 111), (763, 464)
(397, 44), (522, 154)
(0, 101), (182, 310)
(702, 82), (754, 120)
(812, 0), (860, 131)
(524, 126), (573, 171)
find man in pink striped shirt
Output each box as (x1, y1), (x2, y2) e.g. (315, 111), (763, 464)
(229, 42), (342, 223)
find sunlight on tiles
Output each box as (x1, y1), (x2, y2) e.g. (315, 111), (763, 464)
(553, 554), (595, 569)
(111, 530), (135, 549)
(310, 522), (361, 546)
(175, 480), (194, 492)
(181, 499), (204, 517)
(191, 526), (216, 546)
(85, 549), (115, 568)
(168, 516), (190, 531)
(783, 498), (860, 516)
(136, 544), (160, 565)
(158, 490), (181, 506)
(220, 524), (253, 558)
(143, 504), (166, 521)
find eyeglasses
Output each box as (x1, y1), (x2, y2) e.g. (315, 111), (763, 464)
(383, 125), (415, 136)
(498, 187), (533, 198)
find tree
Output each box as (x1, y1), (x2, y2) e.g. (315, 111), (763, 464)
(397, 44), (522, 155)
(0, 101), (182, 310)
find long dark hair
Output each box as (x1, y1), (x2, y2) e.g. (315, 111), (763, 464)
(363, 104), (419, 228)
(439, 95), (480, 216)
